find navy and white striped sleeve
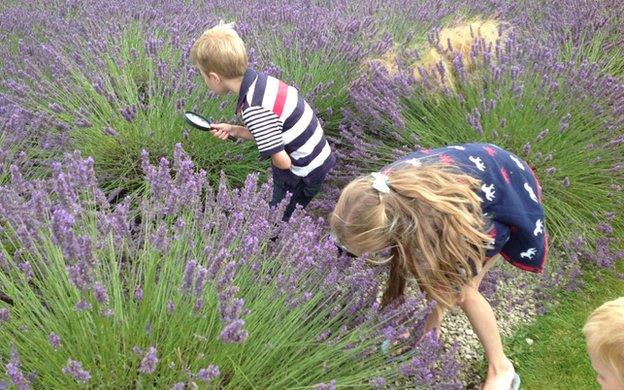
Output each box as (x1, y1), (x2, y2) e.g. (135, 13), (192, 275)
(241, 105), (284, 157)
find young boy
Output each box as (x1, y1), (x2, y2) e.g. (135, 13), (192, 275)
(583, 297), (624, 390)
(190, 23), (335, 221)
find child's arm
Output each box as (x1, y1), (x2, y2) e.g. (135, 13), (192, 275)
(458, 284), (505, 360)
(422, 303), (447, 338)
(271, 151), (291, 170)
(458, 281), (515, 388)
(210, 123), (291, 169)
(230, 125), (253, 140)
(210, 123), (254, 140)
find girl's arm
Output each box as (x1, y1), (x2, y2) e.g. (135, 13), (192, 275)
(457, 284), (506, 363)
(458, 280), (515, 388)
(422, 303), (447, 338)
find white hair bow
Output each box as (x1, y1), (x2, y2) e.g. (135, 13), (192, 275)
(371, 172), (390, 194)
(216, 19), (236, 29)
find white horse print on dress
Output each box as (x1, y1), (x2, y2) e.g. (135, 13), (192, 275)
(524, 182), (538, 202)
(520, 248), (537, 259)
(533, 219), (544, 236)
(469, 155), (486, 171)
(481, 183), (496, 201)
(509, 154), (526, 171)
(404, 158), (423, 167)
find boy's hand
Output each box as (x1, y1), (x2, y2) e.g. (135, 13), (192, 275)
(209, 123), (235, 140)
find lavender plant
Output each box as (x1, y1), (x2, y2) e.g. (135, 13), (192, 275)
(0, 97), (60, 185)
(341, 28), (624, 246)
(0, 0), (379, 194)
(1, 0), (622, 384)
(0, 145), (462, 388)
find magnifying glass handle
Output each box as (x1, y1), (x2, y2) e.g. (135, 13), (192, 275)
(208, 130), (237, 142)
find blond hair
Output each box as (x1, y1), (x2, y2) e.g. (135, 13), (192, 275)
(583, 297), (624, 385)
(330, 164), (493, 308)
(190, 22), (248, 78)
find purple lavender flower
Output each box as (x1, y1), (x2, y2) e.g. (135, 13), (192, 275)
(75, 117), (92, 128)
(194, 298), (204, 312)
(370, 377), (387, 389)
(535, 128), (549, 141)
(19, 262), (33, 281)
(151, 223), (171, 253)
(597, 223), (613, 234)
(522, 142), (532, 155)
(173, 217), (186, 239)
(103, 126), (119, 137)
(219, 297), (245, 323)
(5, 348), (29, 389)
(93, 282), (109, 304)
(121, 105), (137, 122)
(167, 300), (175, 314)
(0, 308), (9, 323)
(558, 113), (571, 133)
(314, 380), (336, 390)
(195, 266), (208, 296)
(74, 299), (92, 311)
(219, 319), (249, 344)
(48, 103), (64, 113)
(0, 252), (8, 271)
(48, 333), (61, 350)
(138, 347), (158, 375)
(171, 383), (185, 390)
(217, 261), (237, 289)
(182, 260), (197, 292)
(197, 365), (220, 382)
(62, 359), (91, 383)
(134, 287), (144, 302)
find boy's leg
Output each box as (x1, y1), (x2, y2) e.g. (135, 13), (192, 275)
(269, 177), (289, 242)
(281, 180), (323, 221)
(281, 182), (306, 221)
(269, 176), (287, 209)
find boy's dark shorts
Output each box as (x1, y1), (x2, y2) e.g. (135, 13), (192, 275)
(269, 175), (324, 221)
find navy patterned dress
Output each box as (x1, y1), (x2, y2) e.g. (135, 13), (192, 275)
(386, 143), (548, 273)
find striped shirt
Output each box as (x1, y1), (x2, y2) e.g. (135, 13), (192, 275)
(236, 69), (335, 186)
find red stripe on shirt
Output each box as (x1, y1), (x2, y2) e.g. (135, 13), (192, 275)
(273, 81), (288, 117)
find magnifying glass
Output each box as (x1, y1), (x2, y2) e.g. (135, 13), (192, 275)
(184, 111), (237, 142)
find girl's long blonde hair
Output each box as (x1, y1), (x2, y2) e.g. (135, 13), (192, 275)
(330, 164), (493, 308)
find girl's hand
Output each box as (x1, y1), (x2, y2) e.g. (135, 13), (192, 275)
(420, 304), (445, 342)
(381, 330), (412, 356)
(418, 328), (440, 344)
(210, 123), (235, 140)
(421, 317), (442, 341)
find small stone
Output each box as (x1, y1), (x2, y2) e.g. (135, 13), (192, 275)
(525, 337), (534, 346)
